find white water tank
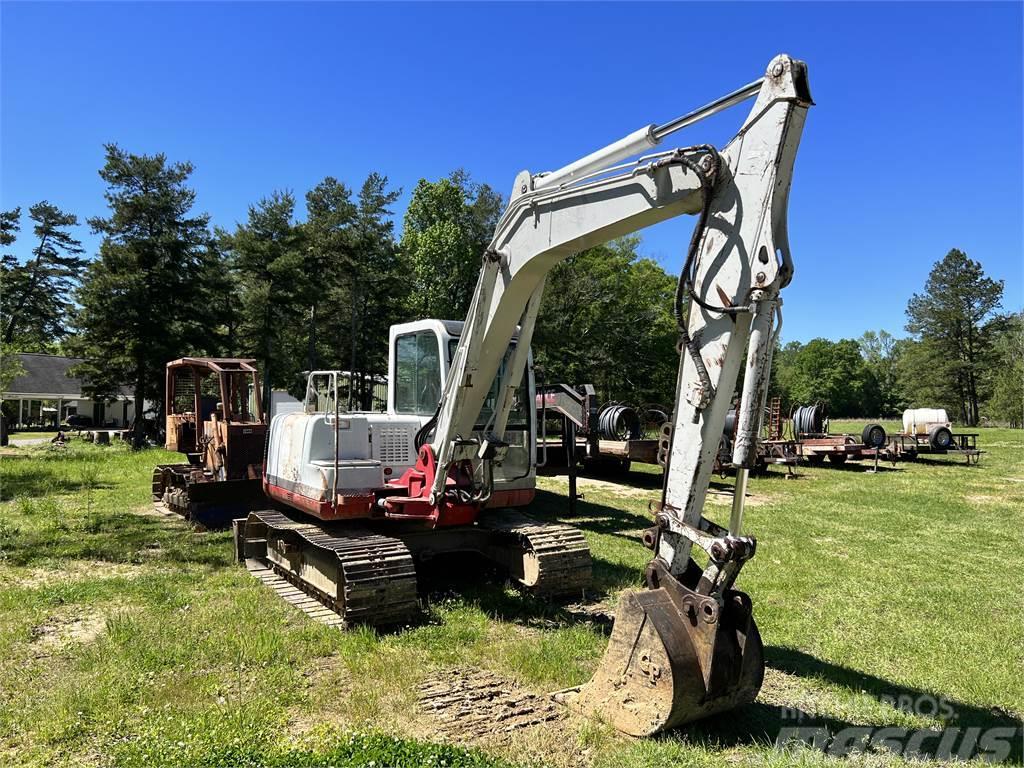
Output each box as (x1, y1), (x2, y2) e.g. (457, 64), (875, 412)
(902, 408), (950, 436)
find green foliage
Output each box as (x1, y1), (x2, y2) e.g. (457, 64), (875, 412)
(774, 337), (881, 416)
(70, 145), (223, 446)
(984, 311), (1024, 426)
(534, 237), (679, 405)
(905, 248), (1004, 425)
(1, 202), (86, 349)
(220, 174), (402, 403)
(303, 173), (403, 394)
(857, 329), (906, 415)
(0, 207), (19, 247)
(400, 170), (502, 320)
(0, 343), (27, 398)
(346, 173), (404, 382)
(224, 191), (309, 404)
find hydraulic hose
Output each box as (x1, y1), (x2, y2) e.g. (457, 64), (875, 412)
(671, 146), (732, 406)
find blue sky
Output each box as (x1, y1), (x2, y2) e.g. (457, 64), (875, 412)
(2, 2), (1021, 344)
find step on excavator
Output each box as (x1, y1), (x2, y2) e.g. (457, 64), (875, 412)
(153, 358), (267, 528)
(237, 54), (812, 735)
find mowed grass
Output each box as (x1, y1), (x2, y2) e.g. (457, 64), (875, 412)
(0, 426), (1021, 767)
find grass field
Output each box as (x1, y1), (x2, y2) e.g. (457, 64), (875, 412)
(0, 424), (1021, 767)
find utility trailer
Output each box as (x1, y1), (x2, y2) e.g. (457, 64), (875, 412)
(792, 434), (882, 466)
(779, 403), (892, 467)
(886, 431), (982, 465)
(887, 408), (983, 464)
(536, 383), (665, 474)
(713, 399), (800, 475)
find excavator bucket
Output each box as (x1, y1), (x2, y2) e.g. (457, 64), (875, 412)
(561, 580), (763, 736)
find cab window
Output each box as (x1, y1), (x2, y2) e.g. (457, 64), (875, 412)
(447, 338), (529, 430)
(395, 332), (442, 415)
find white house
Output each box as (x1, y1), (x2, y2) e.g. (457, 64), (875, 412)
(2, 353), (138, 428)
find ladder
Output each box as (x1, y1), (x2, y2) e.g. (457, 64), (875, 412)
(767, 397), (783, 440)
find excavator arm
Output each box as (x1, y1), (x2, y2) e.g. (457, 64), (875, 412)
(392, 54), (812, 733)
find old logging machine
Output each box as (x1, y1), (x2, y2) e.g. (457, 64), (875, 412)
(153, 358), (267, 527)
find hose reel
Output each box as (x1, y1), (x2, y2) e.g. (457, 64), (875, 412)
(597, 404), (642, 441)
(791, 402), (827, 437)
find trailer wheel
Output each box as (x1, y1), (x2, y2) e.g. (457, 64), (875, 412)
(928, 425), (953, 450)
(827, 453), (847, 465)
(861, 423), (887, 448)
(805, 454), (826, 466)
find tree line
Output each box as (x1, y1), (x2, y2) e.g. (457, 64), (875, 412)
(1, 145), (1020, 447)
(771, 249), (1021, 426)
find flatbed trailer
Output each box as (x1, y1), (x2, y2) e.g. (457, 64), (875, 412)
(793, 434), (878, 465)
(535, 384), (664, 473)
(595, 438), (660, 465)
(887, 432), (982, 464)
(535, 436), (660, 471)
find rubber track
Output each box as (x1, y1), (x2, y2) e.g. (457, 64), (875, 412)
(247, 509), (419, 628)
(480, 510), (592, 597)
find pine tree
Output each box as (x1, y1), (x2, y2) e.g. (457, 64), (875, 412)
(224, 191), (308, 408)
(0, 208), (19, 248)
(905, 249), (1003, 425)
(71, 145), (219, 447)
(346, 173), (402, 400)
(302, 173), (402, 407)
(1, 202), (86, 348)
(304, 177), (358, 377)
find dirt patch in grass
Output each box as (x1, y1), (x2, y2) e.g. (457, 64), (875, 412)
(287, 654), (355, 736)
(418, 667), (563, 742)
(543, 475), (771, 508)
(758, 666), (821, 713)
(706, 488), (768, 506)
(415, 668), (613, 768)
(568, 477), (655, 500)
(30, 612), (105, 654)
(8, 560), (149, 588)
(966, 494), (1002, 505)
(133, 502), (186, 524)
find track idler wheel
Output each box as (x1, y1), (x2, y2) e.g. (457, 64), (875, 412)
(561, 561), (763, 735)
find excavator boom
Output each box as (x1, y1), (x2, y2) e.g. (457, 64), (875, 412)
(388, 54), (812, 733)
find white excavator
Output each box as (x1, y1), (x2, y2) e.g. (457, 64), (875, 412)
(237, 54), (811, 735)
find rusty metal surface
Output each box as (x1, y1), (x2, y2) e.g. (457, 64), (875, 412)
(560, 564), (762, 735)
